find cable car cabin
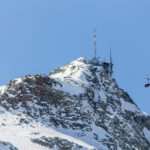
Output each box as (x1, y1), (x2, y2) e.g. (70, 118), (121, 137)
(145, 77), (150, 87)
(145, 83), (150, 88)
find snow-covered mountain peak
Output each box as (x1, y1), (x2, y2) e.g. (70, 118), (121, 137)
(0, 57), (149, 149)
(74, 56), (88, 63)
(50, 57), (91, 81)
(50, 57), (106, 89)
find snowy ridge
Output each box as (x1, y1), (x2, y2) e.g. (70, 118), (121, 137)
(50, 57), (140, 113)
(0, 57), (149, 149)
(50, 57), (103, 95)
(50, 57), (91, 95)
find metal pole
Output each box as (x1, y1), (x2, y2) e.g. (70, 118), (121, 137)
(94, 28), (97, 59)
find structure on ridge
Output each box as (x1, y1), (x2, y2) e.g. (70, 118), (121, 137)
(92, 28), (113, 77)
(109, 48), (113, 77)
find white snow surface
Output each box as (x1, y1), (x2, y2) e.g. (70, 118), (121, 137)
(0, 85), (7, 94)
(120, 98), (140, 113)
(50, 57), (102, 95)
(144, 127), (150, 143)
(51, 57), (90, 84)
(53, 78), (85, 95)
(14, 78), (22, 84)
(0, 112), (96, 150)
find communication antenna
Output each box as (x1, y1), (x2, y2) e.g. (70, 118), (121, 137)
(109, 48), (113, 77)
(110, 48), (112, 63)
(94, 27), (97, 59)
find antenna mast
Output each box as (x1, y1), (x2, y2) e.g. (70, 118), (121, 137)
(109, 48), (113, 77)
(110, 48), (112, 63)
(94, 27), (97, 59)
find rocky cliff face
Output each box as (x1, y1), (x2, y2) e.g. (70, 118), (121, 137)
(0, 57), (149, 150)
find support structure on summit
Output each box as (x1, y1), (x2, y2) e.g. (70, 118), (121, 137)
(94, 27), (97, 59)
(92, 28), (113, 77)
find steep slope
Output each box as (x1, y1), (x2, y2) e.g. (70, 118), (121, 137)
(0, 57), (149, 150)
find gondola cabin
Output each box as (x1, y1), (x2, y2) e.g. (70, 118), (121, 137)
(145, 83), (150, 88)
(145, 77), (150, 88)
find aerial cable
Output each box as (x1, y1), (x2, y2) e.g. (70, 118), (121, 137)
(115, 66), (145, 80)
(115, 66), (149, 83)
(115, 66), (150, 87)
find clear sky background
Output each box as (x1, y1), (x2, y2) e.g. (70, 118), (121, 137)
(0, 0), (150, 113)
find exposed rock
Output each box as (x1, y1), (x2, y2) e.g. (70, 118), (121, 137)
(0, 141), (18, 150)
(0, 57), (149, 150)
(31, 136), (85, 150)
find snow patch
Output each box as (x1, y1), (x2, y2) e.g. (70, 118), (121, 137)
(143, 127), (150, 143)
(0, 85), (7, 94)
(14, 78), (22, 84)
(0, 112), (96, 150)
(120, 98), (140, 112)
(53, 79), (85, 95)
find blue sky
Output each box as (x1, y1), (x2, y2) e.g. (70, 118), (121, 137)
(0, 0), (150, 113)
